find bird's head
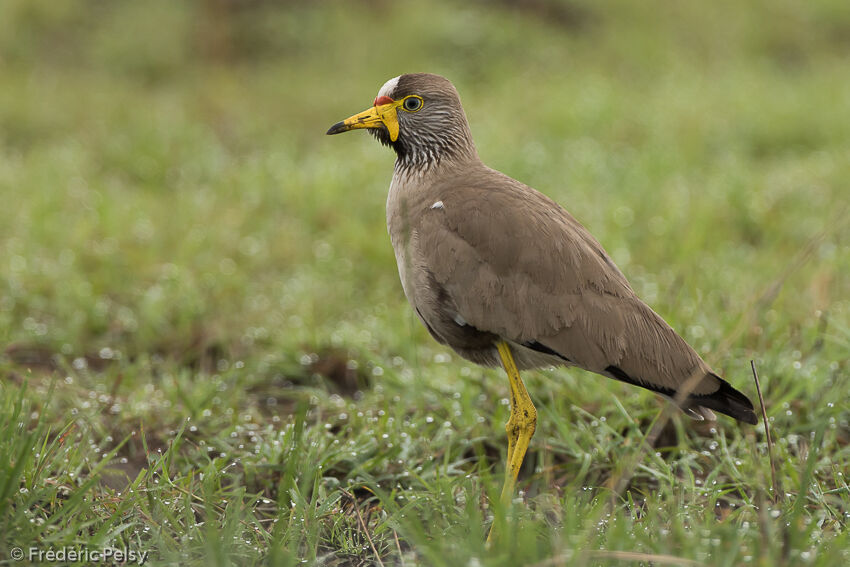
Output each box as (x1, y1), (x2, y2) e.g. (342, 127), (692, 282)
(327, 73), (476, 168)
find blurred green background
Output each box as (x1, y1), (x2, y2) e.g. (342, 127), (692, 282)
(1, 0), (849, 565)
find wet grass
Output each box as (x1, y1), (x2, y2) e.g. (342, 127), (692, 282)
(1, 0), (850, 565)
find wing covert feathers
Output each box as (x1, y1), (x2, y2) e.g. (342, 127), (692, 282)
(411, 166), (756, 424)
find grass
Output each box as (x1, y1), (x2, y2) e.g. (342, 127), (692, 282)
(1, 0), (849, 565)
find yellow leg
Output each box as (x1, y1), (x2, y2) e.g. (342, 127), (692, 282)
(488, 340), (537, 542)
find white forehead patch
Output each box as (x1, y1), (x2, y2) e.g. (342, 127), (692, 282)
(430, 200), (445, 210)
(377, 76), (400, 99)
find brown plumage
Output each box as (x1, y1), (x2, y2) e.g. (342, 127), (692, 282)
(328, 73), (757, 427)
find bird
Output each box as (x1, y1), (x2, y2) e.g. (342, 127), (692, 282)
(326, 73), (757, 512)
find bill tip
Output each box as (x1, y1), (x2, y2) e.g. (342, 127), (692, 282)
(326, 121), (346, 135)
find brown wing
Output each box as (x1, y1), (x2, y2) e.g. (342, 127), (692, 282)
(418, 171), (632, 339)
(414, 169), (755, 423)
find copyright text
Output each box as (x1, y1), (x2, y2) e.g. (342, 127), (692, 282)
(9, 546), (149, 564)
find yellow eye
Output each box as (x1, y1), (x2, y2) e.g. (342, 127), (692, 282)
(402, 96), (423, 112)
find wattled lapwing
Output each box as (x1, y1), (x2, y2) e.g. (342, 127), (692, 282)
(327, 73), (756, 513)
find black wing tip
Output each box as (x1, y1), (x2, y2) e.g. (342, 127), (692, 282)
(605, 365), (758, 426)
(691, 375), (758, 425)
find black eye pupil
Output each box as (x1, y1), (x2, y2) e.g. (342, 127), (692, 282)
(405, 98), (420, 111)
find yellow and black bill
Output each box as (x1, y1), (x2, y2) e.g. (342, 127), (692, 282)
(326, 96), (401, 142)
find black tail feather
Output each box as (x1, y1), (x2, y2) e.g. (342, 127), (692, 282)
(605, 365), (757, 425)
(687, 373), (758, 425)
